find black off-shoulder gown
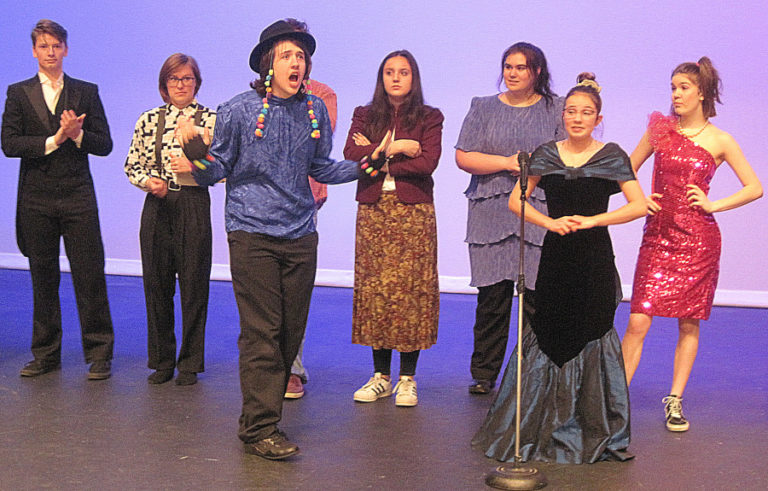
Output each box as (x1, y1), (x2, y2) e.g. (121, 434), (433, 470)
(472, 141), (636, 464)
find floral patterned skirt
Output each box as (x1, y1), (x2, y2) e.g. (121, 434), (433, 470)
(352, 193), (439, 351)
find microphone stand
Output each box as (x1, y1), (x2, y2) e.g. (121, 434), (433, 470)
(485, 152), (547, 490)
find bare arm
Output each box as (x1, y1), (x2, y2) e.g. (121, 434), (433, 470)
(508, 176), (579, 235)
(573, 180), (646, 230)
(630, 130), (654, 173)
(630, 130), (662, 215)
(687, 133), (763, 213)
(456, 149), (520, 175)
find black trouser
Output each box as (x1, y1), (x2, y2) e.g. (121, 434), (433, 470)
(373, 349), (420, 377)
(18, 180), (113, 364)
(470, 280), (535, 383)
(140, 187), (211, 373)
(229, 230), (318, 443)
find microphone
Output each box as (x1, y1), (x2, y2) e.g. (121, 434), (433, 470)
(518, 151), (530, 193)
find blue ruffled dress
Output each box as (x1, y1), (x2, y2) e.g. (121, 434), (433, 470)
(455, 95), (564, 288)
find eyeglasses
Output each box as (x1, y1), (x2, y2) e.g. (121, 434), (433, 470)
(563, 108), (597, 119)
(168, 76), (196, 86)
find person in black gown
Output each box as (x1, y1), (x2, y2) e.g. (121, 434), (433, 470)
(472, 73), (646, 464)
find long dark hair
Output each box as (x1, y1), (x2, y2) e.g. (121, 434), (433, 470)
(497, 42), (556, 106)
(249, 37), (313, 99)
(671, 56), (722, 118)
(365, 50), (425, 142)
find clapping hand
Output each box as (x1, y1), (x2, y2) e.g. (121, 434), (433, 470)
(176, 116), (211, 147)
(59, 110), (85, 140)
(177, 117), (212, 169)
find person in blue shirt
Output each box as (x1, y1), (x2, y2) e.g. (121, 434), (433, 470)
(183, 20), (370, 460)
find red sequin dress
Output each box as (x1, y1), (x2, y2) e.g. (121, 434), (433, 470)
(630, 112), (721, 320)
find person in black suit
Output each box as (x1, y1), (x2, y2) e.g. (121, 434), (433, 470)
(1, 19), (114, 380)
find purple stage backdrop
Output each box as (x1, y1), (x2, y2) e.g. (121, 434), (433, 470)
(1, 1), (766, 306)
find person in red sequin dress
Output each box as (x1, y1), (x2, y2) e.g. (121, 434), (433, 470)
(622, 57), (762, 432)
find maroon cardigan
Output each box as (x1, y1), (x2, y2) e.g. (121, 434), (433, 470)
(343, 105), (443, 204)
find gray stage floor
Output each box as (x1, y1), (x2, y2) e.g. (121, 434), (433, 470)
(0, 270), (766, 490)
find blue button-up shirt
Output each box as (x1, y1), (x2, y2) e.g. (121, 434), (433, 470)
(193, 90), (359, 239)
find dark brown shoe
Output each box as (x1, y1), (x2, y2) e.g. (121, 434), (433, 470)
(20, 359), (61, 377)
(148, 369), (174, 384)
(468, 379), (494, 395)
(87, 360), (111, 380)
(175, 371), (198, 386)
(244, 431), (300, 460)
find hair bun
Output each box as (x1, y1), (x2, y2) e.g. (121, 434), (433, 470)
(577, 72), (597, 83)
(575, 72), (601, 93)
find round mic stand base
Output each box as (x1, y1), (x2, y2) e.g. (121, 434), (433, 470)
(485, 462), (547, 490)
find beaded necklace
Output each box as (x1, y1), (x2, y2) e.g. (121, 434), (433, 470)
(255, 68), (320, 139)
(676, 119), (709, 139)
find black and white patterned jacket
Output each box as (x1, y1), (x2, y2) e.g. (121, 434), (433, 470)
(124, 101), (216, 190)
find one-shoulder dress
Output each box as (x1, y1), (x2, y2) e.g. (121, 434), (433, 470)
(630, 112), (721, 320)
(472, 141), (635, 464)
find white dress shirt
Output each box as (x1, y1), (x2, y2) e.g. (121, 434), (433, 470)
(39, 72), (83, 155)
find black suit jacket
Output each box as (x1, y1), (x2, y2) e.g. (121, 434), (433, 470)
(1, 74), (112, 255)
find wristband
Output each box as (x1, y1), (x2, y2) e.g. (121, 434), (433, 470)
(360, 153), (389, 178)
(182, 134), (214, 169)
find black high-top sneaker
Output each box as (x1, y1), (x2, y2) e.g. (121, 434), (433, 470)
(662, 394), (690, 432)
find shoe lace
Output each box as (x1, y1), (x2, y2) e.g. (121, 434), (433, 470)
(395, 378), (416, 396)
(363, 374), (389, 392)
(662, 396), (684, 419)
(265, 431), (287, 445)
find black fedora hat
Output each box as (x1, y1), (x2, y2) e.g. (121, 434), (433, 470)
(249, 20), (316, 74)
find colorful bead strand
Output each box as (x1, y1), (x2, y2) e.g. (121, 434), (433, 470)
(305, 80), (321, 139)
(254, 71), (321, 140)
(255, 69), (273, 138)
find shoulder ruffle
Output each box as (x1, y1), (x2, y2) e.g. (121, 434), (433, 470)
(647, 111), (676, 149)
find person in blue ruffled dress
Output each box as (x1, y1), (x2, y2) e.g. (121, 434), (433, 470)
(455, 42), (564, 395)
(472, 73), (646, 463)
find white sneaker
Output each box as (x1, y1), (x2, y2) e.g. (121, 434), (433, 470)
(394, 376), (418, 407)
(353, 372), (392, 402)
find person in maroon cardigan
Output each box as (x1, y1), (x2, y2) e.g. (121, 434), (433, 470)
(343, 50), (443, 407)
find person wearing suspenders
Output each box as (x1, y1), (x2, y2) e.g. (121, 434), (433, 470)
(124, 53), (216, 386)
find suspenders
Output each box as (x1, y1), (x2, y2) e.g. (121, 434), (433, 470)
(154, 105), (203, 191)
